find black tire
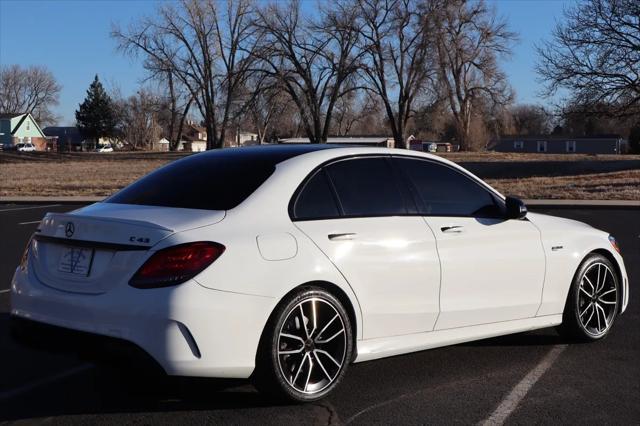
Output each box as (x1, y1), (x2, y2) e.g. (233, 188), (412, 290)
(558, 253), (620, 342)
(253, 286), (353, 402)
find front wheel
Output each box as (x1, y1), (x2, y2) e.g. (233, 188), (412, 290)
(558, 254), (620, 341)
(253, 287), (353, 402)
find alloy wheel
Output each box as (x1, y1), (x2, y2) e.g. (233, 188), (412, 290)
(577, 262), (618, 337)
(277, 297), (347, 395)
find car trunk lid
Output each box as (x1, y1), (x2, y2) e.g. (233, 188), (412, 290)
(30, 203), (225, 294)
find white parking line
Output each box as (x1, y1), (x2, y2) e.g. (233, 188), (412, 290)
(0, 204), (60, 213)
(18, 220), (42, 225)
(0, 363), (93, 401)
(480, 345), (567, 425)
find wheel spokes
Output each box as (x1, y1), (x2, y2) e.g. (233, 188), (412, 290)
(315, 348), (342, 368)
(291, 353), (309, 386)
(579, 285), (593, 298)
(315, 314), (338, 341)
(299, 305), (311, 340)
(598, 288), (617, 304)
(579, 302), (593, 319)
(316, 328), (344, 344)
(583, 275), (596, 294)
(313, 351), (333, 381)
(304, 356), (314, 392)
(578, 262), (618, 336)
(583, 304), (595, 328)
(278, 297), (347, 394)
(595, 303), (608, 332)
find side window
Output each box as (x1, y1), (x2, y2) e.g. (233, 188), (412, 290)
(293, 170), (340, 220)
(325, 157), (406, 217)
(395, 157), (502, 217)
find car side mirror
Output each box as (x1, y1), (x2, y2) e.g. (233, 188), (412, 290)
(505, 196), (527, 220)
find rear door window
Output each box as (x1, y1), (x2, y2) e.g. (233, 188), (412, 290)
(292, 170), (340, 220)
(325, 157), (407, 217)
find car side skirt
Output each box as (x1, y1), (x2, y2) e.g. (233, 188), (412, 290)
(355, 314), (562, 363)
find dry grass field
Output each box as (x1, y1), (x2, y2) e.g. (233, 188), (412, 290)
(1, 150), (639, 200)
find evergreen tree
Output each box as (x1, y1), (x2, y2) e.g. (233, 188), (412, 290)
(75, 75), (117, 144)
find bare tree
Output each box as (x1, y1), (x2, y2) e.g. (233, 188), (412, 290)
(560, 101), (634, 137)
(0, 64), (61, 125)
(427, 0), (517, 150)
(112, 0), (257, 149)
(355, 0), (435, 148)
(152, 69), (193, 150)
(115, 88), (163, 150)
(510, 104), (553, 136)
(254, 0), (363, 143)
(537, 0), (640, 116)
(240, 74), (291, 143)
(331, 91), (380, 136)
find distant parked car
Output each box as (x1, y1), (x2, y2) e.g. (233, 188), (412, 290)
(96, 144), (114, 153)
(16, 143), (37, 152)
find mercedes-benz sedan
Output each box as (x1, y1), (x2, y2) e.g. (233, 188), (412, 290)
(10, 145), (628, 401)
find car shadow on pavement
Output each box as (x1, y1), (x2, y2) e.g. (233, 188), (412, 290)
(0, 364), (305, 422)
(0, 310), (302, 422)
(0, 311), (569, 422)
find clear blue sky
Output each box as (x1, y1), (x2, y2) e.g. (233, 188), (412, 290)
(0, 0), (571, 126)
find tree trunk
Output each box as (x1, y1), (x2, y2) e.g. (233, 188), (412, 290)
(173, 96), (192, 151)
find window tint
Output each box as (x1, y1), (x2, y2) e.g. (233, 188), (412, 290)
(395, 158), (502, 217)
(325, 157), (406, 216)
(293, 170), (340, 219)
(107, 146), (336, 211)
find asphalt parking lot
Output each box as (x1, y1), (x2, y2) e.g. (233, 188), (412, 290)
(0, 203), (638, 424)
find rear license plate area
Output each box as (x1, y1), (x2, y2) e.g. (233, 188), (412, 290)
(57, 246), (95, 276)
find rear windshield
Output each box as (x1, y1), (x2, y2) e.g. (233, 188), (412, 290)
(106, 145), (335, 211)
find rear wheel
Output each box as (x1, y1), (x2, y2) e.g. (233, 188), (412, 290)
(254, 287), (353, 402)
(558, 254), (620, 341)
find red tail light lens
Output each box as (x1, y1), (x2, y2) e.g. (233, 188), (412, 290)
(19, 236), (33, 271)
(129, 242), (225, 289)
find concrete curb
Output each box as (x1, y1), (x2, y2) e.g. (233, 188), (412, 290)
(1, 196), (638, 207)
(524, 199), (640, 207)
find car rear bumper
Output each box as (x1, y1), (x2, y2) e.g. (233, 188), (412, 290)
(10, 267), (276, 379)
(10, 315), (165, 374)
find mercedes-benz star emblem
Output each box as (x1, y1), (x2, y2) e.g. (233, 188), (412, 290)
(65, 222), (75, 238)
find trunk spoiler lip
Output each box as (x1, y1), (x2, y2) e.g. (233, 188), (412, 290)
(32, 234), (152, 251)
(42, 212), (175, 232)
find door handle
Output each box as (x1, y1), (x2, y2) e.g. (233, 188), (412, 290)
(328, 233), (356, 241)
(441, 225), (464, 234)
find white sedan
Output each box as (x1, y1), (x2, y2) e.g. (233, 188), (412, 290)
(10, 145), (628, 401)
(16, 142), (37, 152)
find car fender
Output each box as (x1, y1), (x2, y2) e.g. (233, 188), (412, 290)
(157, 218), (364, 341)
(535, 228), (628, 317)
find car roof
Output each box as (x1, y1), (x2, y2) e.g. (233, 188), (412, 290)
(189, 143), (451, 170)
(184, 143), (340, 163)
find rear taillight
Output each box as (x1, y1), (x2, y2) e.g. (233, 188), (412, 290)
(129, 242), (225, 289)
(19, 237), (33, 271)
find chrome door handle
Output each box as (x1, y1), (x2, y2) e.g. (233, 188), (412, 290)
(328, 233), (356, 241)
(441, 226), (464, 233)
